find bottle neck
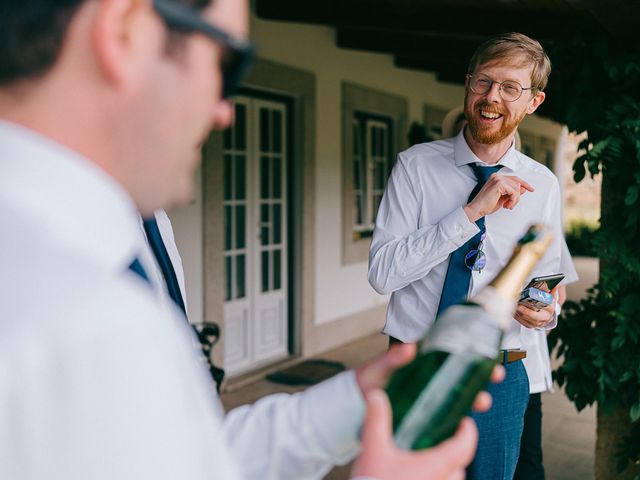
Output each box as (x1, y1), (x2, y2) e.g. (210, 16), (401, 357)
(490, 248), (544, 302)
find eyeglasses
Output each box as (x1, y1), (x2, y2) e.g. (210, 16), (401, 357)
(464, 233), (487, 273)
(466, 73), (535, 102)
(153, 0), (255, 99)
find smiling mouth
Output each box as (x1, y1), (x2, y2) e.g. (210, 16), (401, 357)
(479, 109), (503, 120)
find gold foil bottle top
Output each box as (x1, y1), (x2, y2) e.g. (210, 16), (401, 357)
(491, 224), (553, 302)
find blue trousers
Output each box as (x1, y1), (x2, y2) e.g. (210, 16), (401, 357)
(467, 360), (530, 480)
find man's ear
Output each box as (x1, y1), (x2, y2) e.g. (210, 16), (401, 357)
(527, 90), (546, 115)
(91, 0), (162, 88)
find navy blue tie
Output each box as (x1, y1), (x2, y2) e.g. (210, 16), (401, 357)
(143, 217), (187, 316)
(143, 216), (226, 390)
(435, 164), (503, 317)
(128, 257), (151, 283)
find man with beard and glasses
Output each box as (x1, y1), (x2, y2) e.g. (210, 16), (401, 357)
(368, 32), (569, 480)
(0, 0), (499, 479)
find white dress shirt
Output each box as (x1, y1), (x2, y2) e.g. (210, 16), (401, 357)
(0, 121), (364, 480)
(369, 131), (570, 350)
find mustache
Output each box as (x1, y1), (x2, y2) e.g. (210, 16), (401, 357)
(475, 102), (506, 115)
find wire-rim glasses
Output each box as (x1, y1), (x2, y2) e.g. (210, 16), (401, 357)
(466, 73), (534, 102)
(153, 0), (255, 99)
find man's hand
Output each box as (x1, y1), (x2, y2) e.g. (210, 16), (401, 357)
(351, 389), (477, 480)
(355, 343), (505, 413)
(463, 174), (534, 223)
(514, 285), (557, 329)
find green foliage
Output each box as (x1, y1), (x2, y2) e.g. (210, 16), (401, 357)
(564, 220), (599, 257)
(545, 17), (640, 475)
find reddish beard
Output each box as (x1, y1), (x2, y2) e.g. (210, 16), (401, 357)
(464, 99), (526, 145)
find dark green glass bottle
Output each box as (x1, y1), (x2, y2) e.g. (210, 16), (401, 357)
(385, 226), (552, 450)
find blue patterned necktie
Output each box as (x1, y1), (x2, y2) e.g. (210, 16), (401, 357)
(435, 163), (503, 317)
(142, 216), (187, 316)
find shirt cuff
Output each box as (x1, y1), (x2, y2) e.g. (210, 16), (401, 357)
(439, 207), (480, 248)
(305, 370), (365, 464)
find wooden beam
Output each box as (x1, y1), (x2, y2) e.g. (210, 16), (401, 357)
(256, 0), (579, 42)
(336, 28), (480, 63)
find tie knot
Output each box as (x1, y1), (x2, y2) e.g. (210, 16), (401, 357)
(469, 163), (503, 185)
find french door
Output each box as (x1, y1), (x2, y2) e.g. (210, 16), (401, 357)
(222, 96), (289, 376)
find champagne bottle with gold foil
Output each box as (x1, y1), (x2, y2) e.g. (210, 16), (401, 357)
(385, 225), (553, 450)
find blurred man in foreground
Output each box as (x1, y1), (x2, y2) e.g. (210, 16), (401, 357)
(0, 1), (492, 478)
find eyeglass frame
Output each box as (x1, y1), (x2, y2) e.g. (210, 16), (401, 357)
(466, 73), (537, 102)
(153, 0), (255, 99)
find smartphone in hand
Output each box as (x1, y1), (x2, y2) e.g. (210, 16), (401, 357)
(518, 273), (565, 310)
(524, 273), (565, 292)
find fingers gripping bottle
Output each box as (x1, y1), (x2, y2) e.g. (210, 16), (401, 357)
(385, 225), (552, 450)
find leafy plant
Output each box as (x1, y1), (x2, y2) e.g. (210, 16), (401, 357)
(565, 220), (599, 258)
(546, 16), (640, 477)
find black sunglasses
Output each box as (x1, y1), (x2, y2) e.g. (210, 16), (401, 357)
(153, 0), (255, 99)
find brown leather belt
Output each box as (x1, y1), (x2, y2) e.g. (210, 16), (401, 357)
(501, 349), (527, 364)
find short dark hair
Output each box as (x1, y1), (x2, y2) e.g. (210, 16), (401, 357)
(0, 1), (84, 85)
(0, 0), (212, 86)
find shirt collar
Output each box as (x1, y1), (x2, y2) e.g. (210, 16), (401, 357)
(0, 120), (145, 275)
(453, 128), (521, 172)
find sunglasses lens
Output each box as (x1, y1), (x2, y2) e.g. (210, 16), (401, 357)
(464, 249), (486, 272)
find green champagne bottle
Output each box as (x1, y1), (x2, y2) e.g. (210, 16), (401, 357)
(385, 225), (553, 450)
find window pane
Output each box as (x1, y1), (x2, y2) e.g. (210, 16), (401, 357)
(273, 157), (282, 199)
(260, 156), (270, 199)
(273, 204), (281, 244)
(370, 127), (376, 155)
(223, 126), (232, 150)
(353, 122), (360, 155)
(370, 126), (376, 156)
(236, 205), (245, 249)
(375, 161), (385, 189)
(223, 154), (232, 200)
(261, 203), (270, 246)
(235, 155), (246, 200)
(262, 251), (270, 292)
(224, 206), (232, 251)
(355, 194), (363, 225)
(236, 254), (245, 299)
(235, 104), (246, 150)
(372, 194), (382, 223)
(272, 110), (282, 153)
(224, 256), (232, 301)
(260, 108), (269, 152)
(273, 250), (281, 290)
